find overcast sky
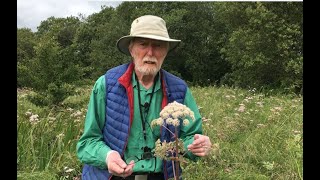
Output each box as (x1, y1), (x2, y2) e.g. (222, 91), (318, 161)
(17, 0), (122, 32)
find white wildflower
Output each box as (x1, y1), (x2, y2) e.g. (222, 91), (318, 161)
(161, 112), (170, 119)
(172, 119), (180, 127)
(238, 104), (245, 112)
(66, 107), (73, 112)
(25, 111), (32, 117)
(151, 101), (195, 128)
(257, 123), (266, 128)
(183, 119), (189, 126)
(48, 117), (56, 122)
(71, 110), (83, 118)
(166, 118), (173, 125)
(64, 166), (75, 173)
(29, 114), (39, 124)
(171, 112), (181, 119)
(151, 118), (163, 128)
(57, 133), (65, 139)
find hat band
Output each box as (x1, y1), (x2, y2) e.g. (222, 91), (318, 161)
(130, 27), (169, 39)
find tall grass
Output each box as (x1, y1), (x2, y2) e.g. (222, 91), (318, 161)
(17, 85), (302, 179)
(182, 86), (302, 180)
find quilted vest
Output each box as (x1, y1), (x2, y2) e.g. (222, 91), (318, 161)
(82, 62), (187, 180)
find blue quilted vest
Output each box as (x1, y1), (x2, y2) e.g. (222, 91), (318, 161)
(82, 62), (187, 180)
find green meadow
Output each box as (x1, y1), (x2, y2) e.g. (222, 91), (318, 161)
(17, 85), (303, 180)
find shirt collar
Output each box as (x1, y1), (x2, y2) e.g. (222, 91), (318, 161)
(132, 71), (161, 93)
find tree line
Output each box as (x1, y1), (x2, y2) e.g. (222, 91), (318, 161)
(17, 2), (303, 106)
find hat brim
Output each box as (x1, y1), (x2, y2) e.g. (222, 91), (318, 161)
(117, 35), (181, 56)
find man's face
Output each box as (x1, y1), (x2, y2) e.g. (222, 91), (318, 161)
(129, 38), (169, 76)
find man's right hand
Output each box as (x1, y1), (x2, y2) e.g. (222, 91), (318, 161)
(106, 151), (135, 178)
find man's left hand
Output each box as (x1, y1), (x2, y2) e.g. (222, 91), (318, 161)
(187, 134), (212, 156)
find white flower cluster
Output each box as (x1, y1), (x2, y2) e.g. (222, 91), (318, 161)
(25, 109), (40, 125)
(151, 101), (195, 128)
(70, 110), (83, 118)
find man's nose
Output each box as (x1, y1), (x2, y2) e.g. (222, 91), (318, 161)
(146, 46), (154, 56)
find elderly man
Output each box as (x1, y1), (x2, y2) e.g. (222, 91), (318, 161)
(77, 15), (212, 180)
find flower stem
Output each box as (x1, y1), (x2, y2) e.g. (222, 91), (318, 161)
(174, 126), (179, 180)
(161, 124), (176, 138)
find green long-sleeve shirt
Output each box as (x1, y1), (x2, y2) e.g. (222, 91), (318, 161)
(76, 72), (202, 172)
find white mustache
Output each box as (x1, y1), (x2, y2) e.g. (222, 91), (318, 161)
(143, 57), (157, 63)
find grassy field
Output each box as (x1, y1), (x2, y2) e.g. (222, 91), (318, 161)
(17, 85), (303, 180)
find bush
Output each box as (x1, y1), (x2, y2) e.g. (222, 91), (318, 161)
(27, 83), (75, 107)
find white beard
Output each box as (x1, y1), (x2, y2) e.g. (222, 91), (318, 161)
(135, 56), (161, 76)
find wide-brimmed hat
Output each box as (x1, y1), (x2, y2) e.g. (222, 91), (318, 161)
(116, 15), (181, 56)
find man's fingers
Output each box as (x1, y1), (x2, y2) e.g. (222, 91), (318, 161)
(127, 160), (135, 168)
(108, 162), (126, 175)
(108, 153), (128, 175)
(193, 134), (206, 145)
(114, 158), (127, 169)
(188, 134), (213, 156)
(124, 160), (135, 174)
(109, 159), (135, 177)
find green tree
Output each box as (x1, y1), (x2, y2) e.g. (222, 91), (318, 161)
(217, 2), (303, 93)
(17, 28), (37, 63)
(17, 28), (38, 87)
(36, 16), (81, 48)
(25, 35), (85, 105)
(84, 6), (130, 79)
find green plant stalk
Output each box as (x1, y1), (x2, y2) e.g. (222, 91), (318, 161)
(174, 126), (179, 180)
(30, 128), (37, 165)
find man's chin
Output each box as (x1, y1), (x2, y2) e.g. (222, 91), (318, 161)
(139, 68), (158, 76)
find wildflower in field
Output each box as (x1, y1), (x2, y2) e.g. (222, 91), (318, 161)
(56, 133), (65, 139)
(292, 130), (301, 135)
(273, 106), (282, 111)
(71, 110), (83, 118)
(256, 123), (266, 128)
(64, 166), (75, 173)
(25, 109), (33, 116)
(270, 106), (282, 116)
(244, 98), (250, 102)
(66, 107), (73, 112)
(248, 88), (256, 93)
(262, 161), (274, 170)
(201, 117), (211, 122)
(247, 96), (254, 100)
(256, 101), (264, 107)
(29, 114), (39, 125)
(25, 111), (32, 117)
(237, 104), (245, 112)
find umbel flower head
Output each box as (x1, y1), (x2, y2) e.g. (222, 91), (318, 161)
(154, 139), (185, 161)
(151, 101), (195, 128)
(151, 101), (196, 163)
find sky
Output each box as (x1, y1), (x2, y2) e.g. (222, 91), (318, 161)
(17, 0), (123, 32)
